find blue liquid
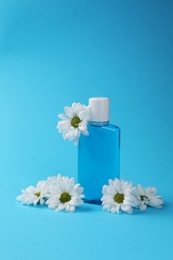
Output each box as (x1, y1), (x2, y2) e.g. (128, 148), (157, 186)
(78, 123), (120, 204)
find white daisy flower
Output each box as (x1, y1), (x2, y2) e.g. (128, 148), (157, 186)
(134, 184), (164, 211)
(57, 102), (90, 145)
(16, 181), (48, 206)
(101, 179), (138, 214)
(46, 175), (84, 212)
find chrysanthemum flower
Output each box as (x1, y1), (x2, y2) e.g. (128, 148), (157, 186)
(134, 184), (164, 211)
(57, 102), (90, 145)
(16, 181), (48, 206)
(101, 179), (138, 214)
(46, 175), (84, 212)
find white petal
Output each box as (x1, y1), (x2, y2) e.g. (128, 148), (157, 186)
(147, 196), (163, 208)
(58, 114), (68, 120)
(137, 184), (144, 195)
(81, 129), (89, 136)
(74, 184), (84, 194)
(55, 204), (65, 212)
(145, 187), (157, 197)
(79, 110), (89, 120)
(39, 198), (45, 205)
(139, 202), (147, 211)
(64, 106), (75, 118)
(63, 128), (76, 140)
(72, 103), (80, 110)
(57, 121), (71, 133)
(74, 135), (80, 145)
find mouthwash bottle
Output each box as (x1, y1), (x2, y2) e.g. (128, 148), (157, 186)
(78, 97), (120, 204)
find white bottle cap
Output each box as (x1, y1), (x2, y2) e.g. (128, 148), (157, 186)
(89, 97), (110, 122)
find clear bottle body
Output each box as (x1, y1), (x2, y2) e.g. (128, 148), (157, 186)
(78, 122), (120, 204)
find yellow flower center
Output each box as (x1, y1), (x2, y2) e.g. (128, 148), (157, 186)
(60, 192), (71, 203)
(71, 116), (81, 128)
(34, 192), (41, 197)
(114, 193), (124, 204)
(140, 195), (148, 201)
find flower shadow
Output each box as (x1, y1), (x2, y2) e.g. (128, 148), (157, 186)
(76, 204), (98, 213)
(26, 204), (48, 210)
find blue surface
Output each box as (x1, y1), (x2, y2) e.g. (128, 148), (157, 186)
(0, 1), (173, 259)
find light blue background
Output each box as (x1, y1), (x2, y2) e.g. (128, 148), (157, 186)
(0, 1), (173, 259)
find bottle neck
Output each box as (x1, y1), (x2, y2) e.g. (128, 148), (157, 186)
(89, 121), (109, 126)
